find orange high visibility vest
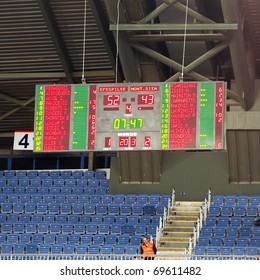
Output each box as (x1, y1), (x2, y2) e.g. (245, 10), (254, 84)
(141, 242), (155, 256)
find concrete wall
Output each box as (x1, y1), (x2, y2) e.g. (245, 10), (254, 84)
(109, 151), (260, 201)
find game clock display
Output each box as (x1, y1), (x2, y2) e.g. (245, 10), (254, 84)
(34, 82), (226, 152)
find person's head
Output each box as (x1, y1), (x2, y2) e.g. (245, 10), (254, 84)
(142, 236), (149, 244)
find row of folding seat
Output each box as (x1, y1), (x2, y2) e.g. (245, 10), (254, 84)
(0, 213), (161, 226)
(205, 216), (257, 227)
(197, 233), (260, 247)
(0, 232), (146, 246)
(0, 178), (109, 188)
(0, 202), (165, 216)
(0, 186), (109, 196)
(208, 204), (260, 216)
(0, 242), (140, 256)
(0, 220), (158, 234)
(194, 245), (258, 256)
(212, 195), (260, 206)
(0, 170), (107, 180)
(0, 193), (170, 205)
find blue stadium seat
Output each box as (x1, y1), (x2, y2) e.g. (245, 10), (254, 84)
(43, 194), (54, 203)
(102, 194), (113, 204)
(26, 186), (37, 194)
(4, 170), (15, 178)
(236, 236), (249, 246)
(105, 234), (117, 245)
(86, 224), (98, 234)
(1, 243), (13, 254)
(233, 246), (245, 255)
(245, 246), (258, 256)
(60, 203), (72, 214)
(208, 205), (220, 216)
(160, 194), (171, 205)
(49, 187), (61, 195)
(219, 246), (232, 256)
(147, 224), (157, 235)
(149, 194), (160, 204)
(224, 195), (237, 206)
(88, 179), (99, 188)
(1, 202), (13, 213)
(19, 213), (31, 223)
(132, 204), (144, 215)
(7, 178), (18, 187)
(84, 188), (95, 195)
(205, 216), (217, 226)
(108, 204), (120, 215)
(89, 195), (101, 204)
(14, 243), (27, 255)
(32, 233), (44, 244)
(38, 171), (49, 179)
(7, 233), (19, 243)
(38, 244), (51, 254)
(20, 233), (32, 243)
(49, 223), (61, 234)
(26, 244), (38, 254)
(51, 244), (63, 254)
(115, 215), (127, 224)
(18, 179), (30, 187)
(50, 171), (61, 179)
(55, 214), (67, 223)
(67, 213), (80, 223)
(197, 236), (210, 246)
(210, 236), (223, 246)
(229, 216), (242, 227)
(76, 179), (88, 188)
(114, 194), (125, 204)
(88, 244), (100, 255)
(213, 226), (226, 237)
(200, 226), (213, 236)
(42, 213), (54, 222)
(84, 171), (95, 179)
(243, 216), (255, 226)
(135, 224), (147, 235)
(84, 203), (96, 214)
(48, 203), (60, 214)
(37, 186), (49, 195)
(103, 215), (115, 224)
(95, 187), (107, 195)
(143, 204), (155, 215)
(24, 203), (36, 213)
(113, 245), (125, 255)
(239, 226), (252, 236)
(122, 225), (135, 235)
(60, 170), (72, 179)
(125, 245), (139, 255)
(233, 206), (246, 216)
(120, 204), (132, 215)
(156, 204), (166, 215)
(110, 224), (122, 234)
(41, 179), (52, 187)
(37, 203), (49, 213)
(7, 213), (19, 222)
(117, 234), (130, 245)
(99, 224), (110, 234)
(101, 244), (113, 255)
(79, 214), (91, 224)
(75, 244), (88, 254)
(27, 170), (38, 179)
(0, 213), (7, 223)
(139, 215), (151, 225)
(246, 206), (258, 216)
(127, 215), (139, 225)
(221, 206), (233, 216)
(222, 236), (236, 246)
(56, 234), (69, 244)
(206, 246), (219, 255)
(129, 235), (142, 245)
(61, 223), (74, 234)
(74, 223), (86, 234)
(99, 179), (109, 188)
(60, 187), (72, 195)
(95, 171), (106, 179)
(93, 234), (105, 245)
(217, 216), (229, 226)
(31, 194), (43, 203)
(225, 226), (239, 237)
(13, 202), (24, 213)
(194, 245), (207, 255)
(2, 186), (14, 194)
(68, 234), (81, 244)
(136, 194), (149, 204)
(38, 223), (49, 233)
(125, 194), (137, 204)
(0, 194), (7, 203)
(72, 170), (83, 179)
(25, 223), (37, 233)
(80, 234), (93, 245)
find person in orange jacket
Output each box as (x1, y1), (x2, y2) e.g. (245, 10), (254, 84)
(140, 236), (157, 260)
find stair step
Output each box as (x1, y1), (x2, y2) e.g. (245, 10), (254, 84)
(169, 210), (200, 216)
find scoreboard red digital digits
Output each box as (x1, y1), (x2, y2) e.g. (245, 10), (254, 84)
(34, 82), (226, 152)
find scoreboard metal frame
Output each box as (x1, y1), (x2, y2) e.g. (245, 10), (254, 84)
(34, 82), (226, 152)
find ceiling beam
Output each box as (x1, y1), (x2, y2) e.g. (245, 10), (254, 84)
(36, 0), (74, 83)
(220, 0), (255, 110)
(130, 33), (226, 42)
(0, 70), (115, 80)
(88, 0), (119, 81)
(0, 92), (27, 106)
(110, 23), (238, 31)
(0, 97), (35, 121)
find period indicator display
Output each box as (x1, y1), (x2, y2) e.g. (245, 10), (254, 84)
(34, 82), (225, 152)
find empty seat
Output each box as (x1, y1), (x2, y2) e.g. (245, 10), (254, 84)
(24, 203), (36, 213)
(200, 226), (213, 237)
(41, 179), (52, 187)
(7, 233), (19, 243)
(208, 205), (220, 216)
(110, 224), (122, 234)
(99, 224), (110, 234)
(132, 204), (144, 215)
(210, 236), (223, 246)
(229, 216), (242, 227)
(32, 233), (44, 244)
(72, 170), (83, 179)
(80, 234), (93, 245)
(233, 246), (245, 255)
(49, 223), (61, 233)
(127, 215), (139, 225)
(25, 223), (37, 233)
(139, 215), (151, 225)
(239, 226), (252, 236)
(96, 204), (108, 214)
(221, 206), (233, 216)
(93, 234), (105, 245)
(27, 170), (38, 179)
(156, 204), (166, 215)
(246, 206), (258, 216)
(1, 243), (13, 254)
(68, 214), (79, 223)
(30, 179), (41, 187)
(197, 236), (210, 246)
(120, 204), (132, 215)
(37, 203), (49, 213)
(125, 194), (137, 204)
(113, 245), (125, 255)
(147, 224), (157, 235)
(236, 236), (249, 246)
(206, 246), (219, 255)
(233, 206), (246, 216)
(60, 187), (72, 195)
(224, 195), (237, 205)
(51, 244), (63, 254)
(103, 215), (115, 224)
(243, 216), (255, 226)
(194, 245), (207, 255)
(60, 203), (72, 214)
(88, 179), (99, 188)
(60, 170), (72, 179)
(101, 244), (113, 255)
(205, 216), (217, 226)
(135, 224), (147, 235)
(219, 246), (232, 255)
(149, 194), (160, 204)
(13, 202), (24, 213)
(2, 187), (14, 194)
(125, 245), (139, 255)
(223, 236), (236, 246)
(13, 222), (25, 233)
(84, 171), (95, 179)
(20, 233), (32, 243)
(143, 204), (155, 215)
(7, 178), (18, 187)
(115, 215), (127, 224)
(88, 244), (100, 255)
(38, 223), (49, 233)
(56, 234), (68, 244)
(68, 234), (81, 244)
(212, 195), (224, 205)
(105, 234), (117, 245)
(38, 244), (51, 254)
(48, 203), (60, 214)
(61, 223), (74, 234)
(7, 213), (19, 222)
(84, 204), (96, 214)
(122, 225), (135, 235)
(38, 171), (49, 179)
(26, 244), (38, 254)
(74, 223), (86, 234)
(1, 202), (13, 213)
(217, 216), (229, 226)
(19, 213), (31, 223)
(95, 171), (106, 179)
(114, 194), (125, 204)
(18, 179), (30, 187)
(4, 170), (15, 178)
(86, 224), (98, 234)
(213, 226), (226, 237)
(118, 234), (130, 245)
(75, 244), (88, 254)
(137, 194), (149, 204)
(49, 171), (61, 179)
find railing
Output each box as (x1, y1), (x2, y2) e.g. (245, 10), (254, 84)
(0, 253), (257, 261)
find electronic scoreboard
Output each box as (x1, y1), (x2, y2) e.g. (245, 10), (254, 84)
(34, 82), (225, 152)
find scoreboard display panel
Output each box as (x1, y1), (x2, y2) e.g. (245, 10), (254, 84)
(34, 82), (225, 152)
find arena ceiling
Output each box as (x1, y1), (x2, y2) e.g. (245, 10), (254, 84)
(0, 0), (260, 183)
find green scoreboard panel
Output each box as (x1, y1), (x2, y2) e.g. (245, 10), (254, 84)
(34, 82), (225, 152)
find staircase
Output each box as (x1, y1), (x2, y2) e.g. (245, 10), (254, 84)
(157, 201), (205, 255)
